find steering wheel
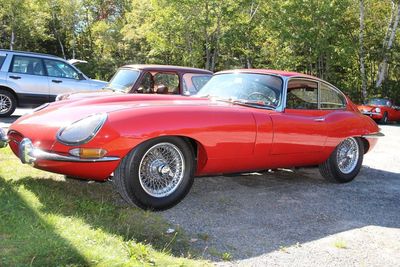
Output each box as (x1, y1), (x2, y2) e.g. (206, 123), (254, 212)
(247, 92), (274, 105)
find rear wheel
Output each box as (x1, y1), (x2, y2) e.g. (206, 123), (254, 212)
(319, 137), (363, 183)
(113, 137), (195, 210)
(0, 90), (17, 117)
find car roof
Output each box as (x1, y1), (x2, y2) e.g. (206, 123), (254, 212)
(0, 49), (62, 59)
(216, 69), (318, 79)
(122, 64), (213, 74)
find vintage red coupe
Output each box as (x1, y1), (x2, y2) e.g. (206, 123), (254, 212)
(0, 69), (382, 210)
(358, 98), (400, 124)
(56, 64), (213, 101)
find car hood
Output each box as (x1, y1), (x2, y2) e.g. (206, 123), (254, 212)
(357, 105), (376, 112)
(9, 94), (239, 142)
(61, 89), (122, 101)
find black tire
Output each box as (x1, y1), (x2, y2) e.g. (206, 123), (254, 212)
(0, 90), (17, 117)
(379, 112), (388, 124)
(113, 137), (195, 210)
(319, 137), (364, 183)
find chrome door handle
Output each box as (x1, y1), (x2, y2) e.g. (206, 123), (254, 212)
(314, 117), (325, 122)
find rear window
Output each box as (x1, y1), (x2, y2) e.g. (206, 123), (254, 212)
(0, 54), (6, 69)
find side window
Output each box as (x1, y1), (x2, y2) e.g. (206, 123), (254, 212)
(183, 73), (212, 95)
(286, 80), (318, 109)
(154, 72), (179, 94)
(44, 59), (80, 79)
(320, 83), (346, 109)
(0, 54), (6, 69)
(136, 72), (154, 93)
(11, 55), (45, 76)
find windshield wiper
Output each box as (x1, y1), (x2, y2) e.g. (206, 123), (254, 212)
(216, 98), (276, 110)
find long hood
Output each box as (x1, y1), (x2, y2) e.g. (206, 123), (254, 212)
(9, 94), (229, 138)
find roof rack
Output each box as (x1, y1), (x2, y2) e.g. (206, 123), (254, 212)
(0, 49), (61, 59)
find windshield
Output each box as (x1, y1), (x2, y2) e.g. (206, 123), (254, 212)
(367, 98), (391, 106)
(106, 69), (140, 92)
(196, 73), (283, 109)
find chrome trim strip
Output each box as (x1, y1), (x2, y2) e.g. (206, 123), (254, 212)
(361, 111), (380, 116)
(33, 149), (121, 162)
(362, 132), (385, 138)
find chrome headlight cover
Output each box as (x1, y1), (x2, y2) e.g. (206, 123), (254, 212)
(56, 113), (108, 146)
(374, 107), (381, 113)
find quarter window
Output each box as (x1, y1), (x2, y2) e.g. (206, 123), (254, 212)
(11, 56), (45, 76)
(320, 83), (346, 109)
(44, 59), (80, 79)
(286, 80), (318, 109)
(183, 73), (212, 95)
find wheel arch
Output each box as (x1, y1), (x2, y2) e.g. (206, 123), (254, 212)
(0, 85), (19, 105)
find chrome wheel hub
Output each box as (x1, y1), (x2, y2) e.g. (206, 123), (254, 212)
(336, 138), (359, 174)
(139, 142), (185, 198)
(0, 94), (11, 114)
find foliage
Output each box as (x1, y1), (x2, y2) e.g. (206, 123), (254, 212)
(0, 0), (399, 103)
(0, 147), (209, 266)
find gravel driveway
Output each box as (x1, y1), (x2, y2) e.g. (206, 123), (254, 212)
(161, 125), (400, 266)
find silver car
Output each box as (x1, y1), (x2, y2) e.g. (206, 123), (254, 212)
(0, 50), (107, 117)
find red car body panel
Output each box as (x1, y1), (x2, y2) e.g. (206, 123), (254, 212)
(7, 71), (380, 181)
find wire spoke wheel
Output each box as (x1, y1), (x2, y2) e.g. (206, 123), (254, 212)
(139, 142), (185, 198)
(0, 94), (12, 114)
(336, 137), (359, 174)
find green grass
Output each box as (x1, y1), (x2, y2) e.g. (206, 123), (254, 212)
(0, 147), (209, 266)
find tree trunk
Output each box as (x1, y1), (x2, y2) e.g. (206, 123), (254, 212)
(359, 0), (367, 101)
(10, 30), (14, 50)
(376, 0), (400, 88)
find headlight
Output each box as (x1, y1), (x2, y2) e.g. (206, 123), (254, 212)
(374, 107), (381, 113)
(57, 113), (107, 145)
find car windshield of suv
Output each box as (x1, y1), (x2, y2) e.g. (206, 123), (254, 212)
(105, 69), (140, 92)
(367, 98), (390, 106)
(196, 73), (283, 109)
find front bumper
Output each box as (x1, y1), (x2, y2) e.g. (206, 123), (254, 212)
(361, 111), (382, 119)
(0, 128), (9, 148)
(18, 138), (120, 164)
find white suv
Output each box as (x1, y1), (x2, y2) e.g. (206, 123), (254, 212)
(0, 50), (107, 117)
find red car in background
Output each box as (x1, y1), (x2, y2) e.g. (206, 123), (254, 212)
(56, 64), (213, 101)
(358, 98), (400, 124)
(1, 69), (383, 210)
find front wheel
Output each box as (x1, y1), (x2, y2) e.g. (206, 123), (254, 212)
(113, 137), (195, 210)
(379, 112), (388, 124)
(319, 137), (364, 183)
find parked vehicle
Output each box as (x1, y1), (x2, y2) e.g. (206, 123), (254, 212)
(1, 69), (382, 210)
(358, 98), (400, 124)
(0, 49), (107, 117)
(56, 64), (213, 101)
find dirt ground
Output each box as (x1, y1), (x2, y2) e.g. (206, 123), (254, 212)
(161, 125), (400, 266)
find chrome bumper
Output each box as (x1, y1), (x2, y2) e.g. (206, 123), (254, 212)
(362, 132), (385, 138)
(18, 138), (120, 164)
(0, 128), (9, 148)
(361, 111), (381, 116)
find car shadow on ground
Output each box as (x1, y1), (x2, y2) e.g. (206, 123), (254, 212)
(161, 166), (400, 260)
(3, 166), (399, 262)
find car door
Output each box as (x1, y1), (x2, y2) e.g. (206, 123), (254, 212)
(6, 55), (50, 105)
(271, 78), (327, 154)
(43, 58), (96, 99)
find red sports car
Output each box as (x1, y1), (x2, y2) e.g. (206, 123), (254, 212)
(358, 98), (400, 124)
(0, 69), (383, 210)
